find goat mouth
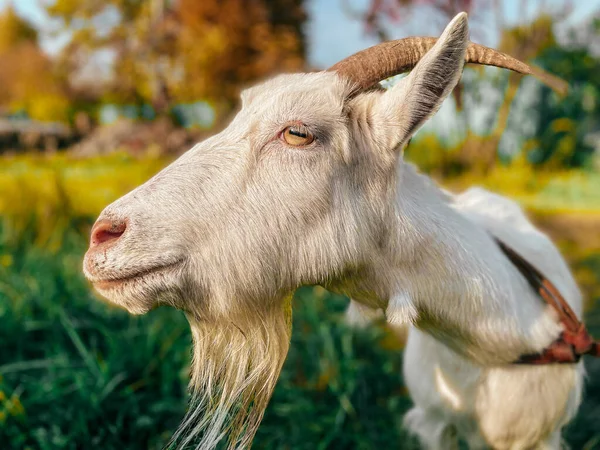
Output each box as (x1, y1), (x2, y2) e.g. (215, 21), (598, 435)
(91, 260), (184, 290)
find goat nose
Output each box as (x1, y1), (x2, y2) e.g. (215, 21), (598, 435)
(90, 218), (127, 249)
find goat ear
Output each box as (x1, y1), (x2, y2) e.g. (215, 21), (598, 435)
(375, 12), (469, 150)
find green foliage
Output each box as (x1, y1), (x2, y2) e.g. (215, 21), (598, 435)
(528, 41), (600, 167)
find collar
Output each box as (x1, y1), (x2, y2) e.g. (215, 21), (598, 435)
(495, 238), (599, 364)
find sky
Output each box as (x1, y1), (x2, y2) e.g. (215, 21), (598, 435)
(307, 0), (600, 67)
(2, 0), (599, 67)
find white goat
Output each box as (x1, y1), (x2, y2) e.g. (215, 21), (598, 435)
(84, 13), (591, 450)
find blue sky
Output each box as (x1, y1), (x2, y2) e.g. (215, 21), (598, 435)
(2, 0), (599, 67)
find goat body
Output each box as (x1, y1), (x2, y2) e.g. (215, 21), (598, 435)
(358, 165), (584, 448)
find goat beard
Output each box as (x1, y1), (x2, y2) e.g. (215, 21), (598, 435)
(169, 296), (292, 450)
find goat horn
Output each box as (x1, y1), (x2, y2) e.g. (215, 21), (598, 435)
(328, 37), (568, 96)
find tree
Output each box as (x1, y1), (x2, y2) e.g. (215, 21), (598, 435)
(0, 3), (37, 52)
(0, 6), (69, 122)
(525, 42), (600, 167)
(353, 0), (580, 171)
(174, 0), (306, 110)
(45, 0), (307, 121)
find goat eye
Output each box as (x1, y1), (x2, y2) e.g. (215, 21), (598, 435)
(281, 125), (315, 147)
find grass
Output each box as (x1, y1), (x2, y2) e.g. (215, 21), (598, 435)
(0, 223), (189, 449)
(1, 222), (600, 449)
(1, 153), (600, 448)
(0, 221), (422, 449)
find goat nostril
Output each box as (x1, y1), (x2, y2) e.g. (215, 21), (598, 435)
(90, 219), (127, 248)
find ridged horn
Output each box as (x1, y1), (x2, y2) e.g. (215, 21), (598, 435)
(328, 37), (567, 96)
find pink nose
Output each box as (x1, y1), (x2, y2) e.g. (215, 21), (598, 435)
(90, 218), (127, 249)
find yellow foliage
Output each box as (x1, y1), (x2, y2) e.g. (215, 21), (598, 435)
(0, 7), (71, 122)
(0, 37), (68, 122)
(0, 153), (170, 245)
(407, 132), (600, 215)
(2, 150), (599, 251)
(0, 6), (37, 53)
(447, 162), (600, 215)
(0, 389), (24, 423)
(498, 14), (556, 60)
(7, 395), (24, 416)
(0, 255), (13, 267)
(551, 118), (575, 133)
(44, 0), (306, 114)
(47, 0), (93, 20)
(405, 134), (452, 173)
(28, 93), (71, 123)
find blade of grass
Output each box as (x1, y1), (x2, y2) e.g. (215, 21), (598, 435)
(58, 308), (103, 383)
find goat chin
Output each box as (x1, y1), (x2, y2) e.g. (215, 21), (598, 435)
(168, 297), (292, 450)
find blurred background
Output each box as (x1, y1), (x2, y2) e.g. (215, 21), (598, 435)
(0, 0), (599, 448)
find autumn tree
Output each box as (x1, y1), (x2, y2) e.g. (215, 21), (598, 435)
(45, 0), (307, 121)
(0, 6), (69, 122)
(173, 0), (306, 110)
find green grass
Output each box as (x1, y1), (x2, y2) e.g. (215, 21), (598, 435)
(0, 222), (419, 449)
(1, 221), (599, 449)
(0, 222), (189, 449)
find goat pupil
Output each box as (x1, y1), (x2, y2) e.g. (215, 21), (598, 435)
(290, 128), (306, 138)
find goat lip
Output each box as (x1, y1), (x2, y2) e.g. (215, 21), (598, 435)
(91, 261), (183, 290)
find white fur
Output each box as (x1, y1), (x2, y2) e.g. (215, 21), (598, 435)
(83, 13), (584, 449)
(392, 173), (583, 449)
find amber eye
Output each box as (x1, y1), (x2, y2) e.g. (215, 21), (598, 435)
(281, 124), (315, 147)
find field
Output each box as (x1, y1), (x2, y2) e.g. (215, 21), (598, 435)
(1, 154), (600, 449)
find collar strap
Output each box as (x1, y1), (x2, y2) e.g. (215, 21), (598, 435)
(495, 238), (600, 364)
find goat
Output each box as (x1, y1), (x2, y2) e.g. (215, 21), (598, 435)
(84, 13), (589, 449)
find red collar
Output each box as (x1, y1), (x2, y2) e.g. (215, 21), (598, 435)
(495, 238), (600, 364)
